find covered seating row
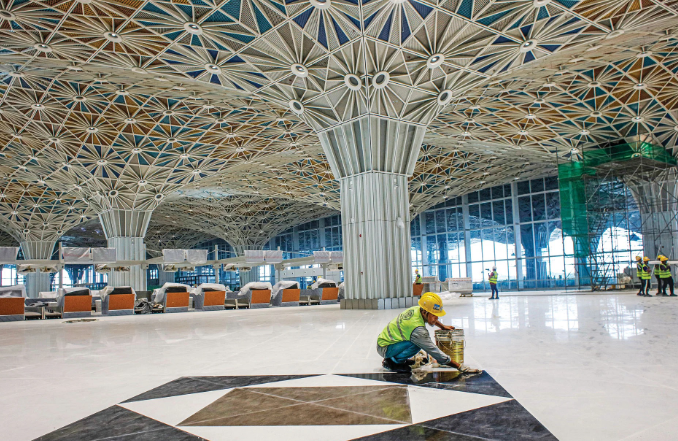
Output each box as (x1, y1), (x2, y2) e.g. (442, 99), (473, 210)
(0, 277), (343, 322)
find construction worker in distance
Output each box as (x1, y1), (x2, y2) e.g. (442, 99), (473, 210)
(488, 266), (499, 300)
(658, 255), (675, 296)
(636, 256), (652, 297)
(654, 256), (664, 296)
(377, 292), (461, 374)
(414, 269), (422, 284)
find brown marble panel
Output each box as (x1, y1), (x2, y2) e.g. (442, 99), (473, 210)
(180, 386), (411, 427)
(253, 386), (394, 403)
(316, 386), (411, 424)
(184, 402), (400, 426)
(179, 388), (299, 426)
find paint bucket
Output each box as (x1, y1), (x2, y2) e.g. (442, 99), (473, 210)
(435, 329), (465, 365)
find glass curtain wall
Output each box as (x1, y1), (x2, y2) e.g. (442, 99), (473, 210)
(264, 177), (645, 291)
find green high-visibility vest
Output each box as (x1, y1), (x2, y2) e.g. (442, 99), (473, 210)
(659, 263), (672, 279)
(655, 264), (665, 278)
(637, 263), (651, 280)
(489, 271), (498, 284)
(377, 306), (425, 347)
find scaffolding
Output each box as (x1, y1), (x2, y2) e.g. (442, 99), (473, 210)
(559, 141), (678, 290)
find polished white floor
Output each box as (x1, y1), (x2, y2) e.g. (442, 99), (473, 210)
(1, 292), (677, 441)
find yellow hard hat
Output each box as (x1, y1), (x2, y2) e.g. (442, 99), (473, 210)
(415, 269), (419, 273)
(644, 257), (650, 261)
(635, 256), (642, 261)
(418, 292), (446, 317)
(660, 255), (669, 261)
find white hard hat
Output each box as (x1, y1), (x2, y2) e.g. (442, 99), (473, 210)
(492, 266), (496, 270)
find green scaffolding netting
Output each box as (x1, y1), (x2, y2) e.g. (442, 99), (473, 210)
(558, 142), (677, 258)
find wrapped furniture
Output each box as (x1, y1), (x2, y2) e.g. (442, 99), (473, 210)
(152, 283), (190, 313)
(100, 286), (136, 316)
(0, 285), (26, 322)
(271, 281), (300, 307)
(193, 283), (227, 311)
(226, 282), (272, 309)
(54, 287), (92, 319)
(302, 279), (339, 305)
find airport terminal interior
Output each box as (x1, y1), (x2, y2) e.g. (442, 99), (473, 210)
(1, 0), (678, 440)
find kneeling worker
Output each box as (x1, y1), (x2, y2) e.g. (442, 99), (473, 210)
(377, 292), (461, 374)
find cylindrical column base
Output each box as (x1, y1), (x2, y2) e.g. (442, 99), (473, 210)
(25, 273), (52, 298)
(108, 237), (146, 291)
(341, 172), (412, 304)
(239, 268), (259, 287)
(640, 211), (678, 259)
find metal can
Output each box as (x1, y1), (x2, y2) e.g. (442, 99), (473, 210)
(435, 329), (465, 365)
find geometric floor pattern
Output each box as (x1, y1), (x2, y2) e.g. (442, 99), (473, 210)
(35, 373), (558, 440)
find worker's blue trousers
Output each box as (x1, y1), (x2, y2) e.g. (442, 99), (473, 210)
(384, 341), (420, 364)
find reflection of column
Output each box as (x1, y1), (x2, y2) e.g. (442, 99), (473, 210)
(319, 116), (424, 308)
(21, 240), (55, 298)
(99, 209), (151, 291)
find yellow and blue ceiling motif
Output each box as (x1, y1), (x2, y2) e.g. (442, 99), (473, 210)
(0, 0), (676, 246)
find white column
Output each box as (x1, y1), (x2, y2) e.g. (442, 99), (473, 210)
(511, 182), (524, 289)
(629, 170), (678, 260)
(462, 194), (473, 279)
(99, 209), (152, 291)
(108, 237), (146, 290)
(341, 172), (411, 302)
(318, 116), (425, 309)
(20, 240), (56, 298)
(157, 267), (175, 285)
(230, 243), (262, 287)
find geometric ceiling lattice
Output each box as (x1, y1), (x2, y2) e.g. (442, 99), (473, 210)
(0, 0), (677, 243)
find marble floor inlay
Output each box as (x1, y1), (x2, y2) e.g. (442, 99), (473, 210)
(37, 373), (553, 440)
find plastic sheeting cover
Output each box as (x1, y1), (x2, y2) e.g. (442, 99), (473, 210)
(62, 247), (92, 263)
(0, 247), (19, 262)
(57, 286), (91, 300)
(163, 249), (185, 263)
(39, 291), (57, 299)
(330, 251), (343, 262)
(271, 280), (299, 300)
(192, 283), (228, 296)
(95, 264), (111, 274)
(92, 247), (117, 263)
(311, 278), (337, 289)
(18, 264), (59, 274)
(0, 284), (26, 298)
(239, 281), (272, 297)
(99, 286), (136, 301)
(186, 249), (208, 264)
(313, 251), (330, 263)
(264, 250), (283, 263)
(244, 250), (265, 263)
(152, 282), (190, 304)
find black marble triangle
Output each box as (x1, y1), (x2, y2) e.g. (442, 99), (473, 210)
(123, 374), (320, 403)
(350, 424), (488, 440)
(35, 405), (202, 441)
(339, 371), (512, 398)
(420, 400), (557, 440)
